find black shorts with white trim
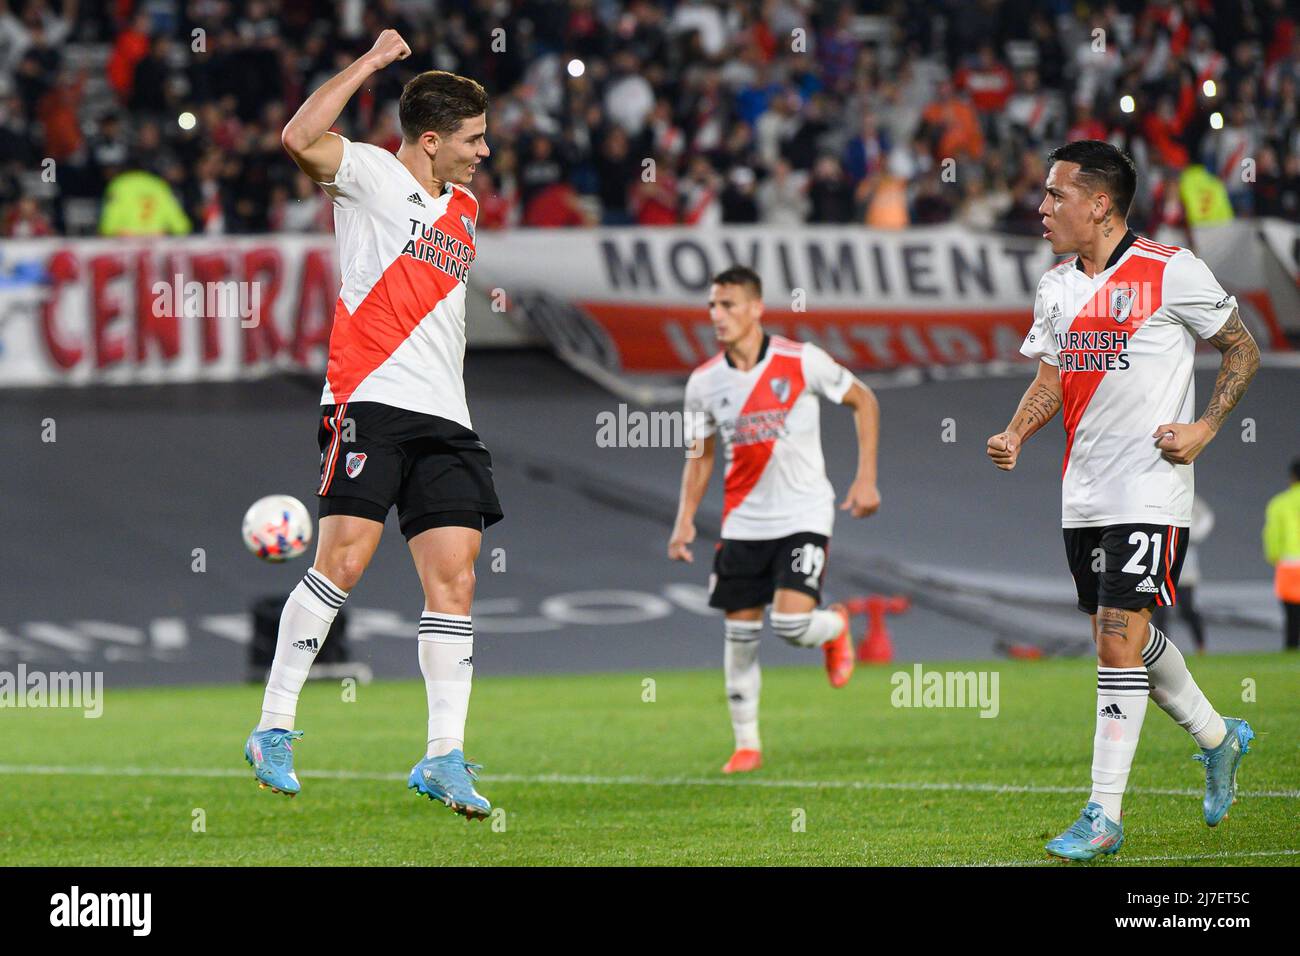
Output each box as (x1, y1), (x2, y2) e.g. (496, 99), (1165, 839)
(1063, 522), (1189, 615)
(315, 401), (502, 540)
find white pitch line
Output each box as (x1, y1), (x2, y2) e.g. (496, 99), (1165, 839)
(0, 763), (1297, 800)
(968, 848), (1300, 867)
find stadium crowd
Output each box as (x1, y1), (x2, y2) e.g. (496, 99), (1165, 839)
(2, 0), (1300, 237)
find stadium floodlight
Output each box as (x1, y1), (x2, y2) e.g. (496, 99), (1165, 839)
(1119, 95), (1135, 113)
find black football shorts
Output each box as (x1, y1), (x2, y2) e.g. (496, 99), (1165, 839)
(708, 531), (830, 611)
(316, 401), (503, 540)
(1063, 523), (1188, 615)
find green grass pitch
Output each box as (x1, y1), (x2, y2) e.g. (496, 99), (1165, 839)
(1, 653), (1295, 866)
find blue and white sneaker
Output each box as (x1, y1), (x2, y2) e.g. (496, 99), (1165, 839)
(408, 749), (491, 820)
(244, 727), (304, 796)
(1045, 802), (1124, 861)
(1194, 717), (1255, 827)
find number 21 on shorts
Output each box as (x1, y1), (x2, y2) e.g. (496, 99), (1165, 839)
(1122, 530), (1162, 575)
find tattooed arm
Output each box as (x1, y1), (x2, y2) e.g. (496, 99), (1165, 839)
(1153, 309), (1260, 465)
(987, 360), (1063, 471)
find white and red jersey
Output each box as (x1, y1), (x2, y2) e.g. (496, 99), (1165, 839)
(316, 135), (479, 428)
(685, 335), (858, 540)
(1020, 231), (1235, 528)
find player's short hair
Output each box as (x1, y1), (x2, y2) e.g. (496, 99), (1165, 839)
(711, 265), (762, 299)
(1046, 140), (1138, 219)
(1290, 457), (1300, 482)
(399, 71), (488, 142)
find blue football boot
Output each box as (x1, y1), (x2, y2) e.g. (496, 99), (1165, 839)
(1194, 717), (1255, 827)
(1045, 802), (1124, 861)
(408, 748), (491, 820)
(244, 727), (304, 796)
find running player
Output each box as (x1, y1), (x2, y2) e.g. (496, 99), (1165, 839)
(668, 265), (881, 774)
(244, 30), (500, 820)
(987, 140), (1261, 860)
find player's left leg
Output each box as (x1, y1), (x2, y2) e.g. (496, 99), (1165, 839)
(404, 517), (491, 819)
(770, 589), (853, 688)
(1131, 525), (1253, 824)
(766, 532), (851, 686)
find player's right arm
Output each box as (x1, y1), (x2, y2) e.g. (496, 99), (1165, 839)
(989, 275), (1062, 471)
(987, 359), (1062, 471)
(668, 434), (715, 562)
(280, 29), (411, 182)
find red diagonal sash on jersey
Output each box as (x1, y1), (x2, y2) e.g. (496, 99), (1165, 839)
(723, 353), (805, 524)
(325, 192), (471, 401)
(1058, 255), (1167, 477)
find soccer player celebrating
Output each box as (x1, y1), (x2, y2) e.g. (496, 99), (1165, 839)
(987, 141), (1260, 860)
(244, 30), (501, 819)
(668, 266), (881, 774)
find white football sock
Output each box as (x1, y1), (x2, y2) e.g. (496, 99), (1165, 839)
(259, 568), (348, 731)
(1142, 623), (1227, 749)
(724, 618), (763, 751)
(419, 611), (474, 758)
(769, 608), (842, 648)
(1090, 666), (1149, 822)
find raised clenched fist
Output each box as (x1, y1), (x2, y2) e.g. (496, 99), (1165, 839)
(367, 30), (411, 70)
(986, 430), (1022, 471)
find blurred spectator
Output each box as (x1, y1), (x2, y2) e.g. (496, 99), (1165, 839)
(859, 169), (909, 229)
(681, 154), (721, 225)
(1066, 101), (1108, 143)
(808, 155), (854, 223)
(36, 67), (83, 162)
(956, 171), (1012, 230)
(921, 79), (985, 164)
(472, 168), (517, 230)
(594, 126), (638, 226)
(720, 166), (758, 224)
(955, 43), (1014, 120)
(6, 0), (1300, 235)
(2, 194), (52, 235)
(523, 180), (594, 227)
(629, 152), (679, 225)
(1262, 457), (1300, 651)
(106, 11), (150, 103)
(1179, 163), (1235, 224)
(99, 168), (191, 236)
(603, 49), (654, 137)
(756, 158), (809, 227)
(842, 109), (889, 183)
(1003, 69), (1063, 148)
(910, 172), (955, 225)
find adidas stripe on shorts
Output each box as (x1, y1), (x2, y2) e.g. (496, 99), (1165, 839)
(1063, 523), (1189, 615)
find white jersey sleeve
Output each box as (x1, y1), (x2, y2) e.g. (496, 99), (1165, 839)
(1162, 250), (1235, 339)
(802, 343), (857, 403)
(316, 135), (391, 209)
(684, 371), (717, 439)
(1019, 277), (1059, 366)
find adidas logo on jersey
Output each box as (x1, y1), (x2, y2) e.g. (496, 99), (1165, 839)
(407, 192), (426, 207)
(1099, 703), (1127, 719)
(293, 638), (319, 652)
(1135, 576), (1160, 593)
